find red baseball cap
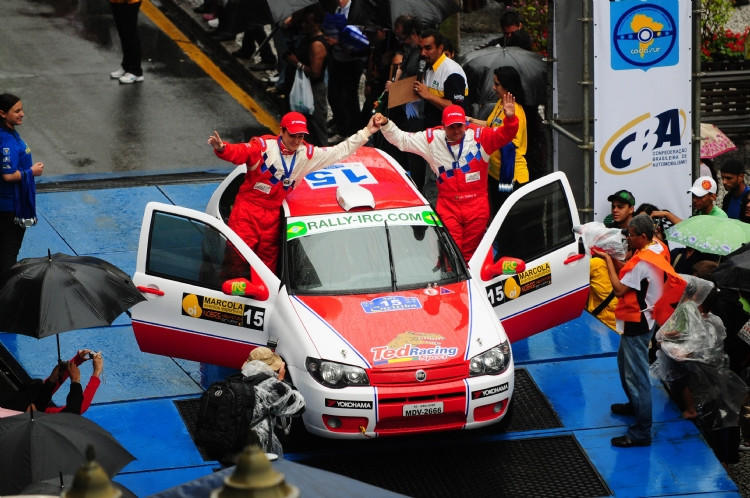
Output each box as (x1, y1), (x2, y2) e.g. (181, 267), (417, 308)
(280, 112), (309, 135)
(442, 105), (466, 127)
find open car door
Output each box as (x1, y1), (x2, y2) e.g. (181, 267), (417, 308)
(131, 202), (281, 369)
(468, 172), (589, 343)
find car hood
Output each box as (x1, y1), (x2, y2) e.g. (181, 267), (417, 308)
(293, 281), (486, 369)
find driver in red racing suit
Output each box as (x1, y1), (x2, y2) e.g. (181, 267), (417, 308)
(373, 100), (518, 262)
(209, 112), (381, 274)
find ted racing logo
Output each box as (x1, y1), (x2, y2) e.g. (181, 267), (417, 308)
(610, 0), (678, 70)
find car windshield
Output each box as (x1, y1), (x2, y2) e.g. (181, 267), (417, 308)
(286, 223), (465, 294)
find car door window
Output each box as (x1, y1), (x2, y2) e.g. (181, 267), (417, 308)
(493, 180), (575, 263)
(147, 211), (249, 290)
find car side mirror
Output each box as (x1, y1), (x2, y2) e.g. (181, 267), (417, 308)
(480, 255), (526, 281)
(221, 268), (270, 301)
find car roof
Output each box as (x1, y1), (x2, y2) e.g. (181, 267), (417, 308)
(283, 146), (427, 218)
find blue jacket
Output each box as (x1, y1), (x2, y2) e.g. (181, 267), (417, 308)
(0, 126), (33, 212)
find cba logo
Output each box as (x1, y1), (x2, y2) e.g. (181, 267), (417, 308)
(611, 1), (678, 70)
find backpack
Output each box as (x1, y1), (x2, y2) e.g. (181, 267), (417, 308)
(194, 372), (269, 458)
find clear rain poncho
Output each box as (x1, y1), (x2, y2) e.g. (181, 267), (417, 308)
(240, 360), (306, 456)
(573, 222), (628, 260)
(650, 275), (749, 429)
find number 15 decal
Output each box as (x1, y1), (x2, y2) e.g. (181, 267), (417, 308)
(245, 305), (265, 330)
(305, 163), (377, 189)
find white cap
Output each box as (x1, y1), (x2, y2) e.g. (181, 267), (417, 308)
(688, 176), (717, 196)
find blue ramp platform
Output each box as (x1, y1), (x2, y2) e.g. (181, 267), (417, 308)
(0, 179), (740, 497)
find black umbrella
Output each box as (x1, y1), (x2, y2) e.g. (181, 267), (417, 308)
(267, 0), (319, 24)
(711, 243), (750, 292)
(458, 46), (547, 115)
(0, 250), (145, 361)
(348, 0), (461, 30)
(0, 410), (135, 495)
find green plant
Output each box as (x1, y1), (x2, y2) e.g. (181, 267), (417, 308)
(702, 27), (749, 61)
(700, 0), (738, 61)
(513, 0), (548, 55)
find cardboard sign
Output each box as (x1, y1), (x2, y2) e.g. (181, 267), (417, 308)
(388, 76), (420, 108)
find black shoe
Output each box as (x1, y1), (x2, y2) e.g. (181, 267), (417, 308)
(193, 3), (211, 13)
(611, 435), (651, 447)
(610, 402), (635, 415)
(209, 31), (235, 41)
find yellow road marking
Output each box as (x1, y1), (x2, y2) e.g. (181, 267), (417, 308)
(140, 0), (279, 134)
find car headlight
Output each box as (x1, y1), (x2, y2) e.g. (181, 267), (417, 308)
(469, 340), (511, 376)
(306, 357), (370, 388)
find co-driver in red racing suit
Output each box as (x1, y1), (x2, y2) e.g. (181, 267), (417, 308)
(374, 102), (518, 262)
(209, 112), (380, 274)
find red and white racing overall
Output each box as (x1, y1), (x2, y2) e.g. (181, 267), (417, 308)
(380, 118), (518, 261)
(215, 129), (373, 273)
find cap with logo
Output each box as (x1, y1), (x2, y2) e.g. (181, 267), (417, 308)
(688, 176), (717, 197)
(442, 105), (466, 127)
(280, 112), (309, 135)
(607, 190), (635, 206)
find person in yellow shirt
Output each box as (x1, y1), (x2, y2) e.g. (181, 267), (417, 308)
(468, 66), (529, 218)
(588, 257), (618, 331)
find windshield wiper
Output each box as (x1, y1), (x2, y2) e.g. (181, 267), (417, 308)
(435, 225), (467, 279)
(384, 220), (397, 291)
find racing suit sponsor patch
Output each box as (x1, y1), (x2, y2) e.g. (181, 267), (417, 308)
(254, 182), (272, 194)
(464, 171), (480, 183)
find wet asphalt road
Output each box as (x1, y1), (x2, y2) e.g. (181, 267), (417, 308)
(2, 0), (273, 180)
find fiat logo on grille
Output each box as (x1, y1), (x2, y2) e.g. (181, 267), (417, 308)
(415, 370), (427, 382)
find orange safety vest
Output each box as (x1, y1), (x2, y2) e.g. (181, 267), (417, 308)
(615, 246), (686, 325)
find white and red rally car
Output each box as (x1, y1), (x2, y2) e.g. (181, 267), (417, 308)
(131, 146), (588, 438)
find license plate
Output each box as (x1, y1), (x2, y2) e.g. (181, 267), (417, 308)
(402, 402), (444, 417)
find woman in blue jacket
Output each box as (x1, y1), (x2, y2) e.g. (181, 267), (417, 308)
(0, 93), (44, 272)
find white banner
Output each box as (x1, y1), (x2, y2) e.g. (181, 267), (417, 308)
(593, 0), (692, 223)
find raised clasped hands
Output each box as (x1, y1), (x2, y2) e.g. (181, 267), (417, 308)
(372, 113), (388, 128)
(366, 115), (384, 134)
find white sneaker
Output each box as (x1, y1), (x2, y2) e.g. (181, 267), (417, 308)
(119, 73), (144, 84)
(110, 68), (126, 79)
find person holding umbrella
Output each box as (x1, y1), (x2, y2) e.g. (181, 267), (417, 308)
(0, 93), (44, 273)
(467, 66), (538, 216)
(0, 349), (103, 415)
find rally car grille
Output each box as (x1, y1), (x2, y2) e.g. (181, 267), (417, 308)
(368, 362), (468, 385)
(375, 412), (466, 432)
(377, 390), (465, 406)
